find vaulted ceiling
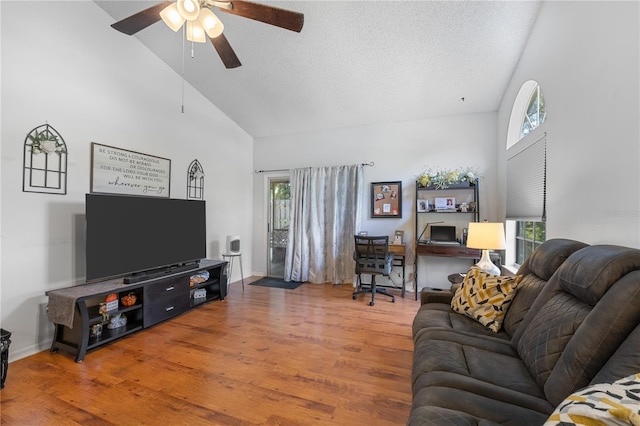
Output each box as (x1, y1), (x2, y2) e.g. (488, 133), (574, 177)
(95, 1), (542, 139)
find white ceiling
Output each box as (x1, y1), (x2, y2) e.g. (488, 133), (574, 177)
(95, 1), (542, 139)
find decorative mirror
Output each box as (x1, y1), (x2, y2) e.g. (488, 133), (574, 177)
(187, 159), (205, 200)
(23, 124), (68, 194)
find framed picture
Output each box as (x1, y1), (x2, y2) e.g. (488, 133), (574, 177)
(435, 197), (456, 210)
(417, 199), (429, 212)
(371, 181), (402, 218)
(394, 230), (404, 245)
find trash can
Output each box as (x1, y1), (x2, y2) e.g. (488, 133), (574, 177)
(0, 329), (11, 389)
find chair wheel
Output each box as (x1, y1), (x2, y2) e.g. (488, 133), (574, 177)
(352, 295), (357, 300)
(369, 301), (375, 306)
(392, 298), (396, 303)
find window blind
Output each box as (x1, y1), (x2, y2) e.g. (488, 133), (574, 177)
(506, 134), (546, 221)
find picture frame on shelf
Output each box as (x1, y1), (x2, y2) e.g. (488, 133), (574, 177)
(417, 199), (429, 212)
(435, 197), (456, 211)
(371, 181), (402, 218)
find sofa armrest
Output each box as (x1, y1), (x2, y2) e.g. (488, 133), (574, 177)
(420, 288), (453, 305)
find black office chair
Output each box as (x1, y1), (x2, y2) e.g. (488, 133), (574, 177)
(353, 235), (396, 306)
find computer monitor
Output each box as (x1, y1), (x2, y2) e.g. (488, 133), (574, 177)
(430, 225), (457, 242)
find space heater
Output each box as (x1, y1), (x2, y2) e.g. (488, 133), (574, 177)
(225, 235), (241, 255)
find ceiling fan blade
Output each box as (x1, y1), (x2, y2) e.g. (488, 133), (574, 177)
(219, 1), (304, 33)
(210, 34), (242, 69)
(111, 1), (172, 35)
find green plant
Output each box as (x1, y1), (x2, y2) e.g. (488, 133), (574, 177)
(28, 129), (66, 154)
(417, 167), (480, 189)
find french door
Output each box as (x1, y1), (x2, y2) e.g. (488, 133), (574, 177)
(267, 178), (290, 278)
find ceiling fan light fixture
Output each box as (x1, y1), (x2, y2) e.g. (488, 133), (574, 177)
(199, 8), (224, 38)
(186, 19), (207, 43)
(160, 3), (186, 32)
(177, 0), (201, 21)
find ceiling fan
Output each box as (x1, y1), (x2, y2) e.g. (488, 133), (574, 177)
(110, 0), (304, 69)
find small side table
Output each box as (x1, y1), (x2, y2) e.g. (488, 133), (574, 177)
(448, 273), (466, 294)
(388, 243), (406, 297)
(222, 253), (244, 293)
(420, 287), (454, 305)
(448, 273), (465, 285)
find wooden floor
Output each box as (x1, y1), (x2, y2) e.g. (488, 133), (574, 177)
(1, 279), (420, 425)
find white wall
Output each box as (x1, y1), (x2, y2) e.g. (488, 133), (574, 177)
(253, 112), (499, 291)
(1, 1), (253, 360)
(497, 1), (640, 248)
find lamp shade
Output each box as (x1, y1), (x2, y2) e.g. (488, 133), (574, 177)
(160, 3), (186, 32)
(177, 0), (200, 21)
(186, 19), (207, 43)
(199, 8), (224, 38)
(466, 222), (506, 250)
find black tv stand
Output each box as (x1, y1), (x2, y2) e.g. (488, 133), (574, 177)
(123, 262), (200, 284)
(46, 259), (227, 362)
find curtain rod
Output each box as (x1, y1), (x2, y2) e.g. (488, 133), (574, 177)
(254, 161), (374, 173)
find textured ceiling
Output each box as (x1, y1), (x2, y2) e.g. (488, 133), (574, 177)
(95, 1), (542, 139)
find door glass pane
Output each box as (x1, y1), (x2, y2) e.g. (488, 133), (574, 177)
(268, 179), (290, 278)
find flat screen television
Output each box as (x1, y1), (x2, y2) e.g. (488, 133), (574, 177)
(85, 193), (206, 282)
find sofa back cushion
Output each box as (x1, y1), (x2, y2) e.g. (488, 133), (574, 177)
(516, 245), (640, 406)
(590, 322), (640, 385)
(502, 239), (588, 339)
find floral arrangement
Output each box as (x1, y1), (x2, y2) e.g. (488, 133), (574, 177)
(28, 129), (66, 155)
(417, 167), (480, 189)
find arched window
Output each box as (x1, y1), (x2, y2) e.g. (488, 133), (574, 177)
(521, 84), (546, 139)
(507, 80), (547, 148)
(506, 81), (547, 265)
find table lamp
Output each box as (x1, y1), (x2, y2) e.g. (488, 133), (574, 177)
(466, 222), (505, 275)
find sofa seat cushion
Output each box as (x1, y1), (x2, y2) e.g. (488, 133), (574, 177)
(451, 266), (523, 332)
(414, 328), (517, 358)
(408, 406), (504, 426)
(413, 371), (555, 415)
(412, 335), (544, 399)
(410, 384), (551, 426)
(408, 406), (503, 426)
(412, 303), (511, 342)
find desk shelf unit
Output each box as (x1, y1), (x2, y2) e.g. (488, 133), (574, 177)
(47, 259), (227, 362)
(414, 180), (480, 300)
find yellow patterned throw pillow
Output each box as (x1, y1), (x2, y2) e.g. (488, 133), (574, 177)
(544, 373), (640, 426)
(451, 266), (522, 332)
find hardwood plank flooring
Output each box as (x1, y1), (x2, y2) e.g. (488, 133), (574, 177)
(0, 279), (420, 425)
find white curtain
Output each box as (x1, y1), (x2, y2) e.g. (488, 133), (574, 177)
(284, 164), (363, 284)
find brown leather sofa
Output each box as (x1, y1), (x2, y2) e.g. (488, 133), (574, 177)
(409, 239), (640, 425)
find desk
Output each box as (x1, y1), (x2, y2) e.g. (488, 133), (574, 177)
(414, 243), (481, 300)
(388, 244), (406, 298)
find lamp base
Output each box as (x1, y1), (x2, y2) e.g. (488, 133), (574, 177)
(475, 249), (500, 275)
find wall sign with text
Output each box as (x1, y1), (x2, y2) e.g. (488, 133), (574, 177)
(90, 143), (171, 197)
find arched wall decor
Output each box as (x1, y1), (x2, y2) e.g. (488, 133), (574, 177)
(23, 123), (68, 194)
(187, 159), (205, 200)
